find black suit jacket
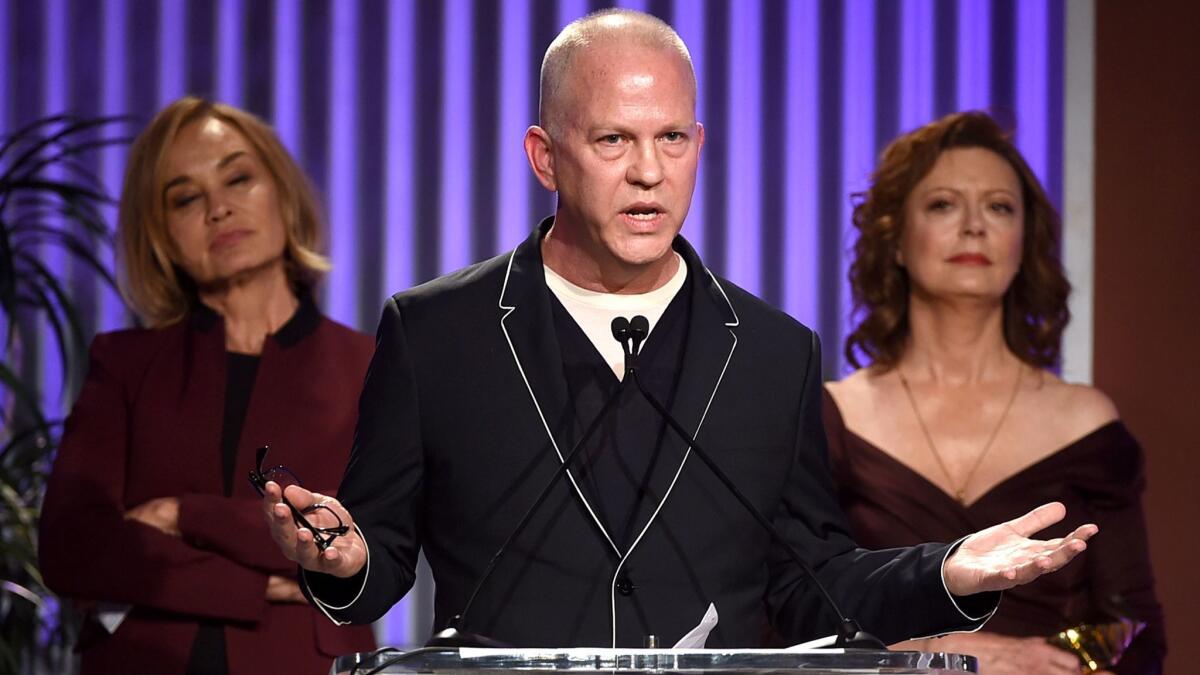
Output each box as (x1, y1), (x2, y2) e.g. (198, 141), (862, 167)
(306, 221), (995, 647)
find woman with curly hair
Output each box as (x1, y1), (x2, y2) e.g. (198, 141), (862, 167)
(824, 112), (1164, 674)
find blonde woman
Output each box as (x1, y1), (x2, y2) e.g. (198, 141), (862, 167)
(39, 97), (375, 674)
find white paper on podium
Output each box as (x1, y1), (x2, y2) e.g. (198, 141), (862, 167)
(672, 602), (718, 648)
(785, 634), (838, 650)
(95, 602), (131, 633)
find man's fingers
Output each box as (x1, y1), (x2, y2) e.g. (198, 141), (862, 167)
(281, 483), (319, 510)
(1009, 537), (1090, 583)
(260, 485), (361, 576)
(1007, 502), (1067, 537)
(1066, 523), (1099, 542)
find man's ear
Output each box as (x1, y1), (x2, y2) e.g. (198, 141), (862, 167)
(524, 126), (557, 192)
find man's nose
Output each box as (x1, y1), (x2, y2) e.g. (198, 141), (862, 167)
(626, 142), (665, 188)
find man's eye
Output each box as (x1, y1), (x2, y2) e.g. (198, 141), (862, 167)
(662, 131), (684, 142)
(599, 134), (622, 145)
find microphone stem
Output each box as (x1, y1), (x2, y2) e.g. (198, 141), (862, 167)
(627, 369), (869, 646)
(454, 376), (628, 631)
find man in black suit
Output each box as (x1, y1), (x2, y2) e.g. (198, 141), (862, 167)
(262, 9), (1096, 648)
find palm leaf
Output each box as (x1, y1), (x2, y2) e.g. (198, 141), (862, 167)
(0, 112), (130, 671)
(9, 189), (118, 240)
(11, 223), (119, 291)
(14, 285), (81, 403)
(13, 251), (89, 392)
(0, 115), (135, 184)
(17, 135), (136, 186)
(0, 362), (47, 431)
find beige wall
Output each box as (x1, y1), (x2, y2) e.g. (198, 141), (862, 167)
(1094, 2), (1200, 672)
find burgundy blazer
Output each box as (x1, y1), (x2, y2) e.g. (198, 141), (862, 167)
(39, 303), (376, 675)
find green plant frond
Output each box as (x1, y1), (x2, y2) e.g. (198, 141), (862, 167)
(0, 114), (137, 183)
(10, 253), (90, 407)
(0, 423), (55, 463)
(11, 224), (119, 291)
(53, 192), (118, 240)
(0, 581), (45, 611)
(0, 113), (130, 668)
(6, 208), (109, 249)
(6, 194), (107, 227)
(0, 482), (37, 528)
(19, 136), (137, 186)
(54, 154), (117, 193)
(0, 224), (13, 311)
(8, 188), (118, 240)
(12, 251), (89, 374)
(0, 113), (84, 160)
(0, 178), (112, 206)
(13, 282), (82, 403)
(0, 363), (48, 431)
(4, 205), (64, 225)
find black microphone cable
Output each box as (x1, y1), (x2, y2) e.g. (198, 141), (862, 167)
(617, 314), (885, 650)
(426, 317), (638, 647)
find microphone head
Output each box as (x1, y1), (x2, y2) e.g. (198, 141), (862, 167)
(630, 315), (649, 339)
(426, 626), (512, 648)
(834, 619), (887, 650)
(611, 316), (631, 342)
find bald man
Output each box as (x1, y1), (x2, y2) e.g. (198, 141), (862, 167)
(262, 9), (1095, 649)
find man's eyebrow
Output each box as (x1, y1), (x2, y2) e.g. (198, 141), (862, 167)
(162, 151), (248, 194)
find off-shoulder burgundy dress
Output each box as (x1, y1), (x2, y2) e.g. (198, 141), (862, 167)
(823, 389), (1165, 674)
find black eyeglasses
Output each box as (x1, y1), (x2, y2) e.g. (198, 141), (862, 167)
(248, 445), (349, 552)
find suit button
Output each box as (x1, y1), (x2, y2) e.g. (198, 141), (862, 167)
(616, 576), (635, 596)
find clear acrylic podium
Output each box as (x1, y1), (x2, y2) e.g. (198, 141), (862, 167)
(330, 647), (978, 674)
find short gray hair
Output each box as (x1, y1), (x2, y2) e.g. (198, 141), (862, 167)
(538, 9), (696, 140)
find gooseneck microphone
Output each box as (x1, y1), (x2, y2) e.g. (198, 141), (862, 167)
(428, 314), (882, 650)
(612, 315), (885, 650)
(426, 318), (637, 648)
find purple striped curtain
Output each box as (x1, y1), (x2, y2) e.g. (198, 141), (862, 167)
(2, 0), (1064, 647)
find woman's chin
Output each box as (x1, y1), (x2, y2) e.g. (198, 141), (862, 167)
(195, 256), (287, 291)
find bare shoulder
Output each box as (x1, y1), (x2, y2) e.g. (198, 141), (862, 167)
(825, 367), (893, 429)
(825, 367), (875, 403)
(1029, 370), (1121, 435)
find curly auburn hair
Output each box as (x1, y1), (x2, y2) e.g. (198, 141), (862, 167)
(844, 111), (1070, 371)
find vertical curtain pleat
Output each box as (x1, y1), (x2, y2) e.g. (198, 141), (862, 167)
(1, 0), (1066, 648)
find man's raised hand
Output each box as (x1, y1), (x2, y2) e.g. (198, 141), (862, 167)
(943, 502), (1097, 596)
(260, 481), (367, 578)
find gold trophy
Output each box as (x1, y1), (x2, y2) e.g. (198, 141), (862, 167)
(1047, 596), (1147, 673)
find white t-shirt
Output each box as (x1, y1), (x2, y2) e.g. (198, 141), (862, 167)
(544, 253), (688, 380)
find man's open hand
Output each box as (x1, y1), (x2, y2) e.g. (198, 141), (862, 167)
(260, 481), (367, 578)
(944, 502), (1097, 596)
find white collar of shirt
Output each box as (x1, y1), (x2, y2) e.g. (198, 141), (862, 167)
(544, 253), (688, 380)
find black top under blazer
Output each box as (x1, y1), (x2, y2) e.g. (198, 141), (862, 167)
(305, 220), (996, 647)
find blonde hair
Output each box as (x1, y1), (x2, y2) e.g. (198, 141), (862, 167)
(118, 96), (330, 327)
(539, 8), (696, 140)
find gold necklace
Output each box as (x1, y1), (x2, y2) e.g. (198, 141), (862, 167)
(897, 363), (1023, 504)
